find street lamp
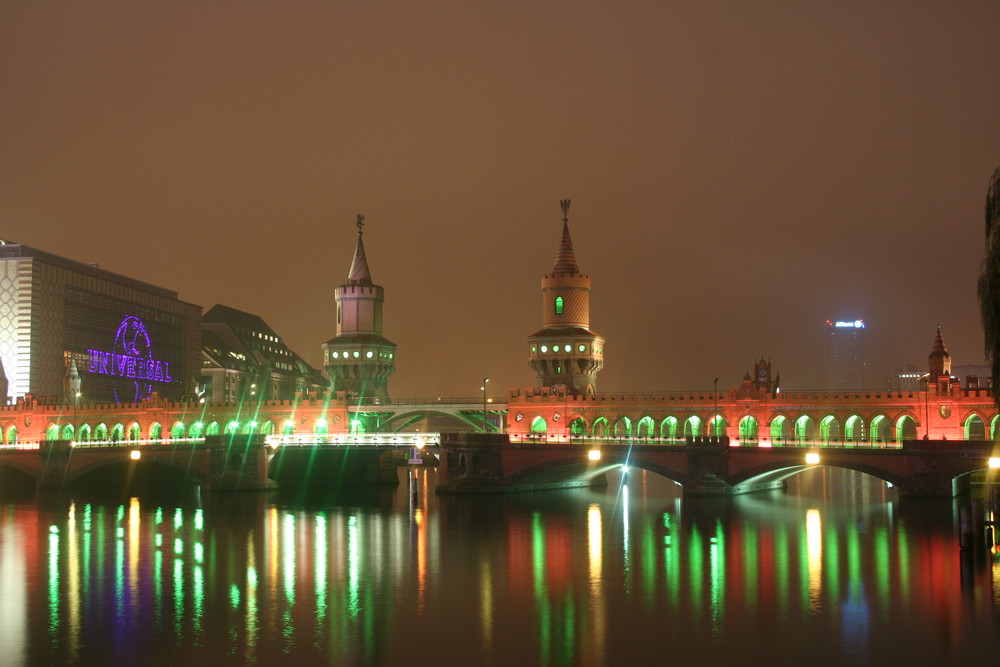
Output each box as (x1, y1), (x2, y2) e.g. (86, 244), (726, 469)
(713, 378), (719, 441)
(73, 391), (81, 443)
(481, 378), (490, 433)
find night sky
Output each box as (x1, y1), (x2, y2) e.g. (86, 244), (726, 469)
(2, 1), (999, 398)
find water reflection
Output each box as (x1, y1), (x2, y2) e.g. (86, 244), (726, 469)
(0, 467), (997, 664)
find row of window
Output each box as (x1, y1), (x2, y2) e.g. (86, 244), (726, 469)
(16, 417), (342, 445)
(327, 350), (394, 360)
(531, 343), (602, 355)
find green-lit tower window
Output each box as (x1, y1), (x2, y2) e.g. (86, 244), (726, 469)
(554, 296), (564, 314)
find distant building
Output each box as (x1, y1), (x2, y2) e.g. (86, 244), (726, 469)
(0, 240), (201, 403)
(200, 304), (325, 402)
(827, 319), (865, 390)
(527, 201), (605, 395)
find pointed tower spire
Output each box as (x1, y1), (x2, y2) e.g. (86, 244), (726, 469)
(929, 326), (952, 378)
(552, 199), (579, 274)
(347, 214), (373, 285)
(0, 357), (8, 405)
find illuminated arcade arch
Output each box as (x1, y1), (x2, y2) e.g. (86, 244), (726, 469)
(149, 422), (162, 440)
(171, 421), (185, 439)
(636, 416), (655, 438)
(769, 415), (789, 444)
(5, 425), (16, 445)
(570, 417), (586, 437)
(94, 423), (109, 441)
(77, 424), (91, 443)
(314, 419), (329, 435)
(965, 414), (987, 440)
(869, 415), (890, 444)
(613, 416), (632, 437)
(738, 416), (758, 443)
(110, 423), (124, 443)
(61, 424), (74, 440)
(819, 415), (842, 443)
(895, 415), (917, 442)
(708, 415), (727, 437)
(189, 422), (205, 439)
(592, 417), (609, 437)
(844, 415), (864, 443)
(660, 416), (678, 440)
(683, 416), (701, 439)
(794, 415), (814, 444)
(530, 416), (547, 433)
(281, 420), (295, 435)
(45, 424), (59, 441)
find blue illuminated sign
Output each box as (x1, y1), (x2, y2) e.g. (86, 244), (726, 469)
(86, 315), (172, 402)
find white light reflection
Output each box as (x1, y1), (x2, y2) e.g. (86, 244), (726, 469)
(587, 503), (606, 665)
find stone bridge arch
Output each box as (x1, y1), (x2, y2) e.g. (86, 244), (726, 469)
(505, 452), (686, 489)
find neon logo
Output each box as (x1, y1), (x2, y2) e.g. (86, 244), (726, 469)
(830, 320), (865, 329)
(86, 315), (172, 402)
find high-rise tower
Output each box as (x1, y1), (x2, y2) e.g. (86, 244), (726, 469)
(827, 319), (865, 390)
(322, 215), (396, 399)
(528, 200), (604, 395)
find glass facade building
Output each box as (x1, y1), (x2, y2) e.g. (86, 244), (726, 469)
(0, 241), (201, 403)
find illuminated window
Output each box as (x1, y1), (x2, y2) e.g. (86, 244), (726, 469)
(554, 296), (564, 314)
(353, 351), (360, 358)
(540, 345), (548, 353)
(578, 344), (586, 352)
(564, 344), (571, 353)
(366, 351), (373, 359)
(332, 351), (339, 359)
(531, 346), (537, 354)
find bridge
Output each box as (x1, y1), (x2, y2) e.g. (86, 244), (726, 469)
(438, 433), (1000, 497)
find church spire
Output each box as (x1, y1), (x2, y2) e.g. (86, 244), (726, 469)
(552, 199), (579, 274)
(347, 214), (372, 285)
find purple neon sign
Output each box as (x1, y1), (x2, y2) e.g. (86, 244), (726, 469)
(86, 315), (172, 402)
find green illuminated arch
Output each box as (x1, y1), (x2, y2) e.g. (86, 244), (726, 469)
(45, 424), (59, 441)
(350, 418), (365, 434)
(769, 415), (788, 444)
(992, 415), (1000, 440)
(592, 417), (609, 437)
(282, 420), (295, 435)
(314, 418), (329, 435)
(896, 415), (917, 442)
(844, 415), (864, 443)
(171, 421), (185, 439)
(530, 416), (547, 433)
(205, 421), (220, 437)
(869, 415), (890, 444)
(738, 416), (758, 443)
(242, 421), (258, 435)
(554, 296), (564, 314)
(964, 414), (986, 440)
(613, 416), (632, 437)
(61, 424), (74, 440)
(110, 423), (124, 443)
(819, 415), (841, 443)
(127, 423), (141, 442)
(261, 421), (274, 435)
(708, 415), (727, 438)
(94, 423), (108, 441)
(570, 417), (586, 437)
(794, 415), (814, 443)
(6, 425), (17, 445)
(189, 422), (205, 439)
(636, 416), (655, 438)
(683, 416), (701, 439)
(224, 421), (240, 437)
(77, 424), (91, 443)
(149, 423), (162, 440)
(660, 416), (679, 440)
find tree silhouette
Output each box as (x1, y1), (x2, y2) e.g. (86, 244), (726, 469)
(977, 167), (1000, 407)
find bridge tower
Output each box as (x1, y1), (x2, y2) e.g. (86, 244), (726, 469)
(527, 200), (605, 395)
(928, 326), (953, 392)
(322, 215), (396, 400)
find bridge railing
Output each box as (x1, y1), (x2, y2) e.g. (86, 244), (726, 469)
(507, 433), (904, 449)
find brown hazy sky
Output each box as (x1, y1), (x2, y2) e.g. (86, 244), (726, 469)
(2, 1), (999, 398)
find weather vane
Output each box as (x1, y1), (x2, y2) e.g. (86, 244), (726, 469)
(560, 199), (570, 223)
(356, 214), (365, 235)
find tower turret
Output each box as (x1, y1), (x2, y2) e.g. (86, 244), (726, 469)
(928, 326), (952, 379)
(322, 215), (396, 400)
(527, 200), (605, 395)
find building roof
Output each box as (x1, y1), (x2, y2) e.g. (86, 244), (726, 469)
(347, 229), (373, 285)
(552, 221), (579, 274)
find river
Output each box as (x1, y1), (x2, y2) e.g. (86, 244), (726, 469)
(0, 467), (997, 665)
